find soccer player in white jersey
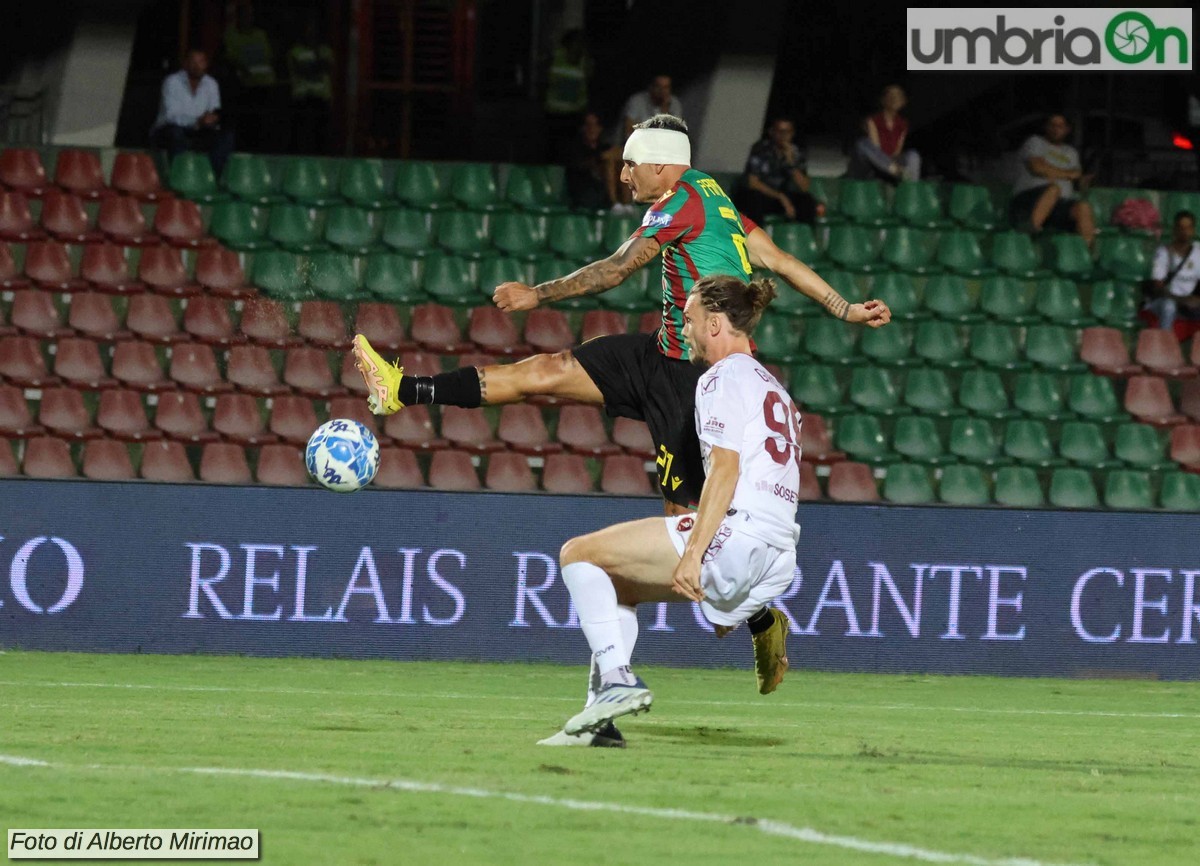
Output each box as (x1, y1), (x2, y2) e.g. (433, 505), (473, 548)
(545, 273), (801, 742)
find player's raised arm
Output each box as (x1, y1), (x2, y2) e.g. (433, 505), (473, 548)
(493, 235), (662, 312)
(743, 225), (891, 328)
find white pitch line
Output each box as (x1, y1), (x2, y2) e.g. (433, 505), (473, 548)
(0, 680), (1196, 721)
(0, 753), (1088, 866)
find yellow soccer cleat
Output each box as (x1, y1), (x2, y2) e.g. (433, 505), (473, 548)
(751, 608), (789, 695)
(351, 334), (405, 415)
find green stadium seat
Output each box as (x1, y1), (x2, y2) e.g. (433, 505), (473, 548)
(221, 153), (282, 204)
(1004, 419), (1061, 468)
(903, 366), (959, 416)
(282, 158), (339, 206)
(547, 213), (600, 260)
(1113, 422), (1171, 470)
(208, 201), (268, 251)
(1045, 234), (1094, 280)
(969, 322), (1026, 370)
(891, 181), (946, 228)
(1067, 374), (1126, 423)
(879, 226), (939, 274)
(435, 210), (490, 258)
(789, 364), (846, 416)
(939, 464), (990, 506)
(838, 179), (893, 226)
(979, 275), (1036, 324)
(1035, 279), (1090, 327)
(338, 159), (389, 208)
(859, 321), (915, 367)
(1024, 324), (1085, 372)
(754, 314), (803, 363)
(868, 272), (922, 320)
(421, 252), (478, 306)
(251, 250), (308, 299)
(848, 366), (902, 415)
(451, 163), (503, 211)
(993, 465), (1044, 507)
(1096, 235), (1150, 281)
(601, 214), (642, 250)
(267, 203), (326, 252)
(601, 268), (655, 312)
(892, 415), (949, 464)
(825, 224), (879, 272)
(769, 222), (822, 264)
(765, 277), (821, 318)
(989, 230), (1045, 277)
(394, 162), (450, 210)
(1089, 280), (1139, 326)
(835, 413), (894, 465)
(380, 208), (433, 256)
(1013, 370), (1069, 420)
(807, 176), (841, 224)
(491, 211), (546, 260)
(936, 230), (994, 276)
(883, 462), (935, 503)
(1160, 471), (1200, 511)
(169, 152), (226, 203)
(913, 319), (969, 368)
(503, 165), (566, 214)
(477, 255), (527, 302)
(324, 205), (378, 254)
(308, 251), (361, 300)
(922, 273), (981, 322)
(1059, 421), (1120, 470)
(364, 253), (425, 303)
(948, 184), (999, 230)
(533, 255), (599, 311)
(804, 316), (860, 365)
(949, 416), (1006, 466)
(1103, 470), (1154, 510)
(1049, 467), (1100, 509)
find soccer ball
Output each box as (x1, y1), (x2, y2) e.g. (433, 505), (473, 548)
(305, 419), (380, 493)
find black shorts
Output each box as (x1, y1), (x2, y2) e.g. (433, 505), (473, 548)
(572, 332), (704, 508)
(1009, 185), (1076, 231)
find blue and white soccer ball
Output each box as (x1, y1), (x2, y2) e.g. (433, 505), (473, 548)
(305, 419), (380, 493)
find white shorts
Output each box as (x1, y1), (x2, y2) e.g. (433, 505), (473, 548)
(665, 511), (798, 627)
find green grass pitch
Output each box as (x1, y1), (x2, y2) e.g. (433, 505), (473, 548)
(1, 651), (1196, 865)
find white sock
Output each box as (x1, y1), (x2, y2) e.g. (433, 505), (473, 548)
(585, 604), (639, 707)
(562, 561), (626, 676)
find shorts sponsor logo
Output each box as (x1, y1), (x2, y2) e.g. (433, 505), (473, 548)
(643, 210), (673, 228)
(702, 523), (733, 564)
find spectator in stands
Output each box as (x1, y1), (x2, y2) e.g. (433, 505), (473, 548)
(734, 117), (816, 225)
(620, 74), (684, 142)
(544, 29), (593, 161)
(1008, 113), (1097, 247)
(151, 48), (234, 177)
(849, 84), (920, 184)
(1143, 210), (1200, 332)
(224, 2), (277, 87)
(287, 15), (334, 154)
(564, 111), (616, 211)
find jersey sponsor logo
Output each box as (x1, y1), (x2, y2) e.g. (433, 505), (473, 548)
(701, 376), (719, 394)
(642, 210), (673, 228)
(676, 516), (694, 532)
(702, 416), (725, 435)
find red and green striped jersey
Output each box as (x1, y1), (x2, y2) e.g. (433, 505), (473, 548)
(633, 169), (757, 360)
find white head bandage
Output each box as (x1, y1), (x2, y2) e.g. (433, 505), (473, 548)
(623, 128), (691, 166)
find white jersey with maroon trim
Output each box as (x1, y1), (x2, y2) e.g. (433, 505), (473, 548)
(695, 352), (801, 549)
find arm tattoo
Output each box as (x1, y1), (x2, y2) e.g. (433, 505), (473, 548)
(822, 290), (850, 320)
(535, 238), (660, 303)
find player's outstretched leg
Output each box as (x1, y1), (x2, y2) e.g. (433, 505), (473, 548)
(748, 607), (790, 695)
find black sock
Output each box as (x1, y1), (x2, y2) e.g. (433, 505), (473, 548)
(399, 367), (482, 408)
(746, 607), (775, 635)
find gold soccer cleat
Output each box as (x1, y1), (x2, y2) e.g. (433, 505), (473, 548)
(351, 334), (404, 415)
(751, 608), (789, 695)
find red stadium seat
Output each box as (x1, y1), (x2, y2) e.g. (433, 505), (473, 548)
(524, 309), (575, 354)
(22, 437), (77, 478)
(556, 405), (620, 456)
(212, 393), (275, 445)
(498, 404), (561, 455)
(800, 413), (845, 465)
(1182, 378), (1200, 422)
(798, 461), (823, 500)
(600, 454), (653, 495)
(54, 149), (107, 199)
(195, 246), (254, 298)
(339, 352), (369, 395)
(97, 389), (161, 441)
(79, 242), (141, 294)
(68, 292), (128, 341)
(126, 293), (183, 344)
(153, 197), (207, 247)
(182, 296), (238, 345)
(541, 452), (594, 493)
(110, 340), (170, 392)
(268, 395), (319, 445)
(0, 149), (48, 196)
(0, 384), (42, 437)
(140, 439), (195, 481)
(440, 406), (502, 452)
(383, 404), (446, 450)
(612, 417), (654, 458)
(256, 443), (309, 486)
(428, 449), (480, 490)
(154, 390), (216, 443)
(0, 335), (56, 387)
(138, 244), (197, 296)
(0, 439), (17, 475)
(485, 451), (536, 491)
(25, 240), (86, 291)
(199, 442), (253, 484)
(97, 195), (154, 245)
(1135, 329), (1198, 379)
(468, 305), (528, 355)
(373, 447), (425, 488)
(827, 461), (881, 502)
(411, 303), (470, 354)
(353, 302), (409, 354)
(328, 395), (380, 438)
(0, 190), (42, 241)
(10, 289), (70, 338)
(82, 439), (136, 480)
(111, 152), (165, 201)
(297, 301), (350, 349)
(0, 241), (28, 289)
(283, 347), (340, 397)
(1124, 375), (1186, 427)
(1080, 327), (1142, 378)
(228, 344), (287, 396)
(169, 342), (231, 394)
(580, 310), (628, 342)
(1169, 424), (1200, 469)
(398, 350), (441, 378)
(638, 311), (660, 334)
(42, 190), (100, 243)
(38, 387), (101, 439)
(240, 298), (296, 347)
(54, 337), (113, 389)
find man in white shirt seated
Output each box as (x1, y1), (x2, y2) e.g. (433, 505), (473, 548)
(151, 49), (235, 177)
(1144, 210), (1200, 332)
